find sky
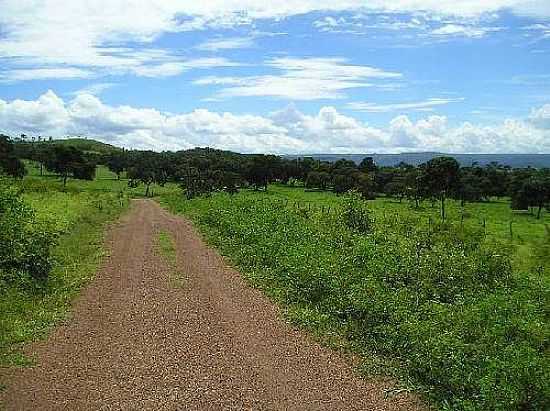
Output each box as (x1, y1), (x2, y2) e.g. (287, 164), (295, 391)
(0, 1), (549, 154)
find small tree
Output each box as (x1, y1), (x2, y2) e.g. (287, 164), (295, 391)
(0, 134), (26, 178)
(358, 156), (377, 173)
(512, 176), (550, 219)
(106, 152), (127, 179)
(354, 172), (376, 200)
(421, 157), (461, 219)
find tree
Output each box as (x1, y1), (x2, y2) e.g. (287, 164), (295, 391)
(332, 158), (357, 171)
(421, 156), (461, 219)
(0, 134), (26, 178)
(404, 167), (424, 208)
(511, 175), (550, 219)
(218, 171), (240, 195)
(305, 171), (330, 190)
(126, 151), (159, 196)
(358, 156), (377, 173)
(45, 145), (94, 186)
(106, 152), (127, 179)
(354, 172), (376, 200)
(333, 174), (355, 194)
(459, 169), (484, 205)
(385, 179), (407, 202)
(246, 155), (280, 190)
(33, 145), (52, 176)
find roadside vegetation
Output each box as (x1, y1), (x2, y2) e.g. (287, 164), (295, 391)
(161, 186), (549, 411)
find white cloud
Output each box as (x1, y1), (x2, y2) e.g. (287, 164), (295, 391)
(0, 90), (548, 154)
(347, 97), (464, 113)
(127, 58), (242, 78)
(430, 24), (502, 38)
(528, 104), (550, 129)
(523, 23), (550, 38)
(195, 57), (402, 100)
(195, 37), (255, 51)
(70, 83), (117, 96)
(0, 1), (548, 82)
(0, 67), (93, 82)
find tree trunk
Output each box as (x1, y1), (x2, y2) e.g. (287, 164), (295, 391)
(441, 195), (446, 220)
(63, 174), (68, 187)
(537, 205), (542, 220)
(40, 163), (43, 176)
(145, 182), (151, 197)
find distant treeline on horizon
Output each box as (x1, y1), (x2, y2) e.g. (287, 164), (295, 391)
(284, 153), (550, 168)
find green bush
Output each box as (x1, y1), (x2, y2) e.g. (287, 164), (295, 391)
(341, 191), (372, 233)
(0, 182), (56, 284)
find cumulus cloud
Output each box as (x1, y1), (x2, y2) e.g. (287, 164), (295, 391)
(528, 104), (550, 129)
(0, 91), (548, 154)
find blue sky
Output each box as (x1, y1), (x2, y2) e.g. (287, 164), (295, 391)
(0, 1), (549, 153)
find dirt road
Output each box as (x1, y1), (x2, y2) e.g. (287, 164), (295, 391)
(1, 200), (423, 410)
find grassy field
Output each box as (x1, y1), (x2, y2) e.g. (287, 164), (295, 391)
(23, 161), (177, 198)
(161, 184), (549, 411)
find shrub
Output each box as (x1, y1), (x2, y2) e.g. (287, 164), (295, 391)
(341, 191), (372, 233)
(0, 182), (56, 284)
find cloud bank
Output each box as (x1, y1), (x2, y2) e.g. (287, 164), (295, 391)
(1, 91), (548, 154)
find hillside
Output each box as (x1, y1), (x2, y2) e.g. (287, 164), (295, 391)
(15, 138), (122, 156)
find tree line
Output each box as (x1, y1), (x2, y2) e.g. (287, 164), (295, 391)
(3, 135), (550, 218)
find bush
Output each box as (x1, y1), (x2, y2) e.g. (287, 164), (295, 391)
(0, 182), (56, 284)
(341, 191), (372, 233)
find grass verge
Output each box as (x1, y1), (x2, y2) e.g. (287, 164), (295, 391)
(0, 192), (127, 367)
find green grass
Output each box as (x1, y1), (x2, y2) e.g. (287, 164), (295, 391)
(160, 184), (549, 411)
(157, 230), (177, 265)
(0, 174), (129, 367)
(155, 230), (184, 288)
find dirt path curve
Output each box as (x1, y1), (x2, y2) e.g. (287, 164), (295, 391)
(1, 199), (423, 410)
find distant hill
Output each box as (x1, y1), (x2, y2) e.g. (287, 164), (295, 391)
(285, 153), (550, 168)
(16, 138), (122, 156)
(46, 138), (122, 155)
